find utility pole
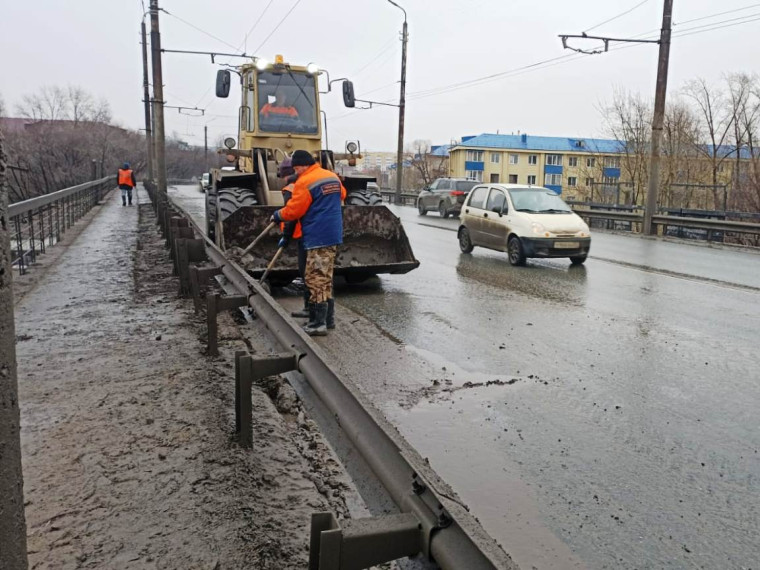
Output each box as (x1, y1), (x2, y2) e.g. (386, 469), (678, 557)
(204, 125), (208, 171)
(141, 20), (154, 182)
(643, 0), (673, 235)
(559, 0), (673, 235)
(388, 0), (407, 205)
(149, 0), (167, 197)
(0, 131), (29, 570)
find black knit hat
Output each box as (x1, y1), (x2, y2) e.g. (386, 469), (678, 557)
(291, 150), (315, 167)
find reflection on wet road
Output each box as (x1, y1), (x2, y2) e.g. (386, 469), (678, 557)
(171, 186), (759, 568)
(339, 205), (760, 569)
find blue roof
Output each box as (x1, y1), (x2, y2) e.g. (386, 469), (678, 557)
(455, 133), (624, 154)
(430, 144), (451, 157)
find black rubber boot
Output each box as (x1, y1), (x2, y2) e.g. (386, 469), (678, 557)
(291, 291), (310, 318)
(304, 303), (327, 336)
(302, 302), (317, 329)
(326, 298), (335, 330)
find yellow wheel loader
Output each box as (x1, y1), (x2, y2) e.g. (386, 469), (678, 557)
(207, 55), (418, 285)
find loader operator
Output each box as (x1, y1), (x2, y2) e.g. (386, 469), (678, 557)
(272, 150), (344, 336)
(260, 89), (299, 119)
(117, 162), (136, 206)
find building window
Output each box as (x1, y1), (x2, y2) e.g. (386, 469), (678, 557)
(545, 173), (562, 186)
(604, 156), (620, 168)
(490, 152), (500, 164)
(508, 174), (518, 184)
(466, 170), (484, 182)
(567, 176), (577, 187)
(490, 173), (499, 183)
(466, 150), (484, 162)
(527, 175), (537, 185)
(528, 154), (538, 165)
(546, 154), (563, 166)
(586, 158), (596, 168)
(509, 154), (519, 165)
(585, 177), (594, 187)
(568, 157), (578, 167)
(603, 176), (617, 185)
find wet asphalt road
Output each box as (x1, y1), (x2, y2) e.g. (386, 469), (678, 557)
(170, 185), (759, 569)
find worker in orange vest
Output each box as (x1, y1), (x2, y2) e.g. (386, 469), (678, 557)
(277, 158), (309, 318)
(117, 162), (136, 206)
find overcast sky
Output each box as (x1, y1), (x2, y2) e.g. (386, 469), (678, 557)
(2, 0), (759, 152)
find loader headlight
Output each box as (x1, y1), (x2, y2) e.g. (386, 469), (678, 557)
(307, 62), (320, 74)
(346, 141), (358, 154)
(224, 137), (236, 149)
(255, 58), (269, 71)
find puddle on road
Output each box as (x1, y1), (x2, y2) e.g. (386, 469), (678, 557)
(387, 386), (587, 570)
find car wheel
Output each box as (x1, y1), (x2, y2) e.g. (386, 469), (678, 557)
(417, 200), (427, 216)
(458, 227), (474, 253)
(570, 254), (587, 265)
(439, 202), (450, 218)
(508, 236), (526, 266)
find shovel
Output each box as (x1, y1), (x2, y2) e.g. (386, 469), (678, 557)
(241, 221), (277, 257)
(259, 246), (285, 291)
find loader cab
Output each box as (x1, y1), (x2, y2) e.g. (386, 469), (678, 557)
(239, 63), (321, 142)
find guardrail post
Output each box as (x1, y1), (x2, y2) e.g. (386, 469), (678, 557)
(207, 293), (248, 356)
(234, 352), (299, 448)
(175, 235), (203, 296)
(189, 265), (222, 314)
(309, 512), (423, 570)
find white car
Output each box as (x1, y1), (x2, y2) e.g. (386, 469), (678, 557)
(457, 184), (591, 265)
(200, 172), (210, 192)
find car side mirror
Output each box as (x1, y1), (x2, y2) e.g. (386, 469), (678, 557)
(492, 206), (503, 216)
(216, 70), (231, 98)
(342, 80), (355, 108)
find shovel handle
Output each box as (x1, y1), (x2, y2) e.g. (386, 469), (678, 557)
(259, 246), (285, 284)
(241, 221), (277, 256)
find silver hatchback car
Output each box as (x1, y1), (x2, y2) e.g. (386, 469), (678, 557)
(417, 178), (478, 218)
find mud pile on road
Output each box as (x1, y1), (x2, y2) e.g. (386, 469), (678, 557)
(16, 195), (356, 568)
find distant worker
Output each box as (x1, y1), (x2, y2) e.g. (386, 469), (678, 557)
(276, 158), (309, 319)
(260, 89), (299, 119)
(118, 162), (136, 206)
(271, 150), (344, 336)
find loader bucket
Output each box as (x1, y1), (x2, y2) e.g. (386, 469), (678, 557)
(222, 205), (419, 283)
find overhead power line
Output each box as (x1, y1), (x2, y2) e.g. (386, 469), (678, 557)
(241, 0), (275, 52)
(253, 0), (303, 53)
(584, 0), (652, 33)
(161, 8), (241, 52)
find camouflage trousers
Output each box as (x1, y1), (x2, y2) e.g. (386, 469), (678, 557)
(305, 246), (337, 303)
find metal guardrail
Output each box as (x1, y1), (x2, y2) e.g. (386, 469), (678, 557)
(572, 207), (760, 237)
(8, 176), (115, 274)
(379, 190), (419, 206)
(145, 184), (515, 569)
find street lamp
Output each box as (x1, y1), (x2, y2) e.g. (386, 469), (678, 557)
(387, 0), (407, 205)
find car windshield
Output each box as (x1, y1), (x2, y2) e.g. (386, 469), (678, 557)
(455, 181), (477, 192)
(257, 70), (318, 134)
(508, 188), (572, 213)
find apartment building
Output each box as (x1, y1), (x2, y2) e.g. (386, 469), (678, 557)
(448, 133), (624, 198)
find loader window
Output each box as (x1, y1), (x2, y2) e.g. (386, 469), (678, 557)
(257, 70), (318, 135)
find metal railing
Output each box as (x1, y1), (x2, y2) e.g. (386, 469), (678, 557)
(144, 182), (515, 569)
(8, 176), (115, 275)
(379, 189), (419, 205)
(570, 205), (760, 240)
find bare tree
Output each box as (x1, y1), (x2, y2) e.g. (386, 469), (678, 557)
(602, 89), (651, 205)
(0, 95), (6, 118)
(0, 128), (29, 570)
(683, 78), (738, 209)
(406, 139), (447, 189)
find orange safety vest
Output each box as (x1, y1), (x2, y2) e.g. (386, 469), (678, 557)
(118, 169), (134, 187)
(280, 183), (303, 239)
(260, 104), (298, 118)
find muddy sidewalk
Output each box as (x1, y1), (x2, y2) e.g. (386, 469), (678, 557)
(14, 187), (352, 569)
